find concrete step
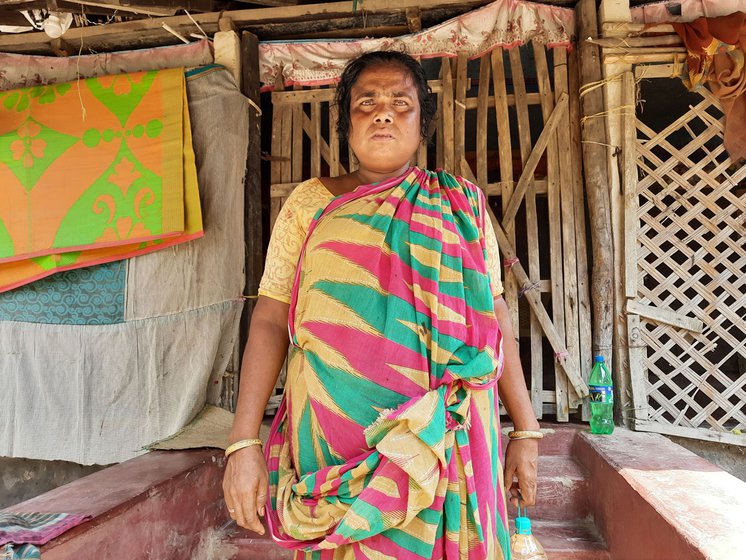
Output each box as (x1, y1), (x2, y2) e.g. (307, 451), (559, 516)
(507, 455), (591, 522)
(6, 450), (228, 560)
(224, 518), (609, 560)
(225, 527), (293, 560)
(573, 428), (746, 559)
(532, 519), (611, 560)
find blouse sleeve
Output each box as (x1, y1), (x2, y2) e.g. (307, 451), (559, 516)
(483, 203), (504, 298)
(258, 179), (333, 304)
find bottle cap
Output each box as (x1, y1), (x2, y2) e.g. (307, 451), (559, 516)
(515, 516), (532, 535)
(594, 355), (605, 362)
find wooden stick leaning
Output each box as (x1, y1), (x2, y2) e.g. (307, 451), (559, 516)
(488, 206), (590, 398)
(501, 92), (569, 229)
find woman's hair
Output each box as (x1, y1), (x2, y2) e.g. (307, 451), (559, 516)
(335, 51), (436, 140)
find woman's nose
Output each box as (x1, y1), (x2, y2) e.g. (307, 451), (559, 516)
(373, 107), (394, 123)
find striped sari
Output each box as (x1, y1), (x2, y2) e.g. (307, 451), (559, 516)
(265, 168), (511, 559)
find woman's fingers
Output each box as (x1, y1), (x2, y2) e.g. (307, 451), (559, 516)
(257, 489), (268, 518)
(517, 466), (537, 506)
(239, 486), (265, 534)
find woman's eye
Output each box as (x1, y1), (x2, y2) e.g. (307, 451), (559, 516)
(394, 100), (408, 106)
(360, 99), (374, 106)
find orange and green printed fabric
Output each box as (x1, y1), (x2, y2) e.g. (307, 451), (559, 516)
(0, 68), (202, 293)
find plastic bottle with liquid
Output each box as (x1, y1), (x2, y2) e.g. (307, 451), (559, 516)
(510, 507), (548, 560)
(589, 355), (614, 435)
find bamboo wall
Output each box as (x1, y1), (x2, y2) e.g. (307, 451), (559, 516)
(269, 43), (592, 420)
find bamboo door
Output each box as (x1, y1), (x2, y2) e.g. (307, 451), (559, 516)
(268, 44), (591, 420)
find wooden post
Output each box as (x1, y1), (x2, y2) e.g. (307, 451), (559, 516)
(569, 47), (594, 421)
(577, 0), (615, 368)
(238, 31), (263, 409)
(601, 5), (634, 428)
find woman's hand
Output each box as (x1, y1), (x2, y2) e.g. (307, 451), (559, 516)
(503, 438), (539, 507)
(222, 446), (269, 534)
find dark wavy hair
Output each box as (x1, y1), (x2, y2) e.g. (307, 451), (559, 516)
(335, 51), (436, 140)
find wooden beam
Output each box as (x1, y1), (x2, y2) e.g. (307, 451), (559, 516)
(577, 0), (615, 365)
(0, 0), (142, 17)
(621, 71), (639, 299)
(588, 35), (683, 48)
(501, 92), (568, 228)
(67, 0), (176, 16)
(488, 206), (590, 398)
(232, 0), (299, 6)
(601, 21), (675, 36)
(0, 0), (490, 54)
(626, 301), (704, 334)
(633, 419), (746, 446)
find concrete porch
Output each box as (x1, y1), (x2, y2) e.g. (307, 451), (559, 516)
(5, 424), (745, 559)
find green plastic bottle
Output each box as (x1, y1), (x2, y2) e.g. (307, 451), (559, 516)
(589, 355), (614, 435)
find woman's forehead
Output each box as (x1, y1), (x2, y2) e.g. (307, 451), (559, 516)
(351, 64), (418, 95)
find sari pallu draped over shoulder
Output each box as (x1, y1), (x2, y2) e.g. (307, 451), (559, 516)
(265, 168), (511, 559)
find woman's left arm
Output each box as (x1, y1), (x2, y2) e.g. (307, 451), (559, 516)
(494, 295), (540, 507)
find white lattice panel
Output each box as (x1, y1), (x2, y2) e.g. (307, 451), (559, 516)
(631, 88), (746, 444)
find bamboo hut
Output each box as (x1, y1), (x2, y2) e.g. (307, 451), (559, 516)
(0, 0), (745, 556)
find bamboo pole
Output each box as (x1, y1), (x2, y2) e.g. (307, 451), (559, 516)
(577, 0), (615, 366)
(493, 48), (519, 353)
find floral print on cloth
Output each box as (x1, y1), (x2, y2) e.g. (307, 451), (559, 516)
(259, 0), (574, 89)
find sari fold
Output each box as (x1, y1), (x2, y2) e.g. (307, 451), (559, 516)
(266, 168), (510, 559)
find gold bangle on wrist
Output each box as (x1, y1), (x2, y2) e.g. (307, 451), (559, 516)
(225, 438), (263, 458)
(508, 430), (544, 440)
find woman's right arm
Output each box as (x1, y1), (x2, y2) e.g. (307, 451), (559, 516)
(223, 295), (290, 534)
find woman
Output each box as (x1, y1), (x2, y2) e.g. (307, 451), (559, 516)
(223, 51), (541, 559)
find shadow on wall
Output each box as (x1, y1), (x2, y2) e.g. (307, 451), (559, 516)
(666, 436), (746, 483)
(0, 457), (109, 509)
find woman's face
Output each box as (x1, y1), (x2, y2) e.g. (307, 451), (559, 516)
(347, 63), (422, 178)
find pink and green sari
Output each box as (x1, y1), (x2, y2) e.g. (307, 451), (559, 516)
(265, 168), (511, 559)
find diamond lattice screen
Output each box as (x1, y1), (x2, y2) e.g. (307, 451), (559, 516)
(634, 89), (746, 435)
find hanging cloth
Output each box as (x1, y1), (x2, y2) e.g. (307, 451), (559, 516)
(674, 12), (746, 162)
(0, 67), (202, 292)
